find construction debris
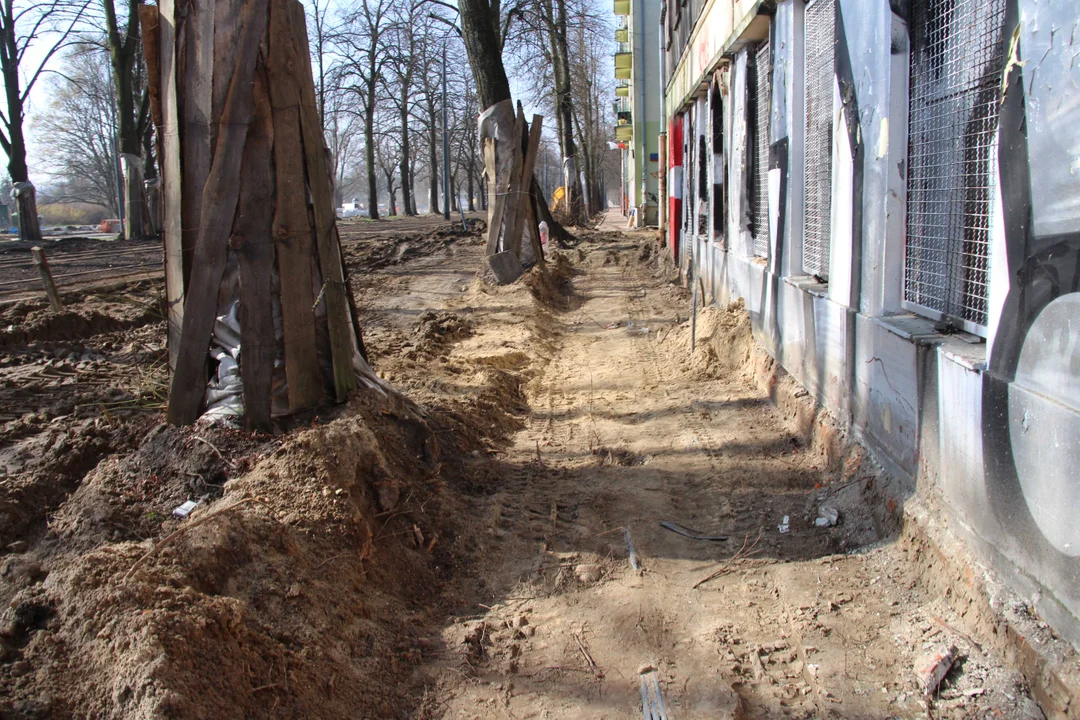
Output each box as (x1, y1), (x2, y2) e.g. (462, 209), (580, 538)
(919, 644), (960, 696)
(815, 506), (840, 527)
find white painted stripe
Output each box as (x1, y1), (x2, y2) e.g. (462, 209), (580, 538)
(669, 167), (684, 199)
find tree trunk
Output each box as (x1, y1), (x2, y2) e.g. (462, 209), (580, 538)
(546, 0), (582, 223)
(12, 182), (41, 242)
(458, 0), (511, 108)
(364, 95), (378, 219)
(399, 85), (414, 216)
(427, 101), (440, 214)
(1, 30), (40, 243)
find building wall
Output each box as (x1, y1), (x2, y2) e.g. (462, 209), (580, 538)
(627, 0), (663, 224)
(663, 0), (1080, 649)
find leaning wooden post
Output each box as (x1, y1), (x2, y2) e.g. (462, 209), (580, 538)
(30, 247), (62, 312)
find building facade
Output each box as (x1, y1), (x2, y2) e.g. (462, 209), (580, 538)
(662, 0), (1080, 648)
(615, 0), (662, 225)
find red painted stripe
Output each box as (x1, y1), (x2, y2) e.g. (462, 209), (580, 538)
(668, 116), (684, 260)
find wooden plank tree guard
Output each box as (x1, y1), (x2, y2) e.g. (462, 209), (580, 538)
(144, 0), (370, 428)
(484, 106), (545, 283)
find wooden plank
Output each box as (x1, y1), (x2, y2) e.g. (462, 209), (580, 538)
(266, 0), (323, 410)
(483, 137), (495, 231)
(235, 66), (275, 431)
(526, 188), (545, 266)
(212, 0), (245, 148)
(166, 0), (270, 425)
(485, 189), (507, 257)
(138, 7), (163, 139)
(487, 250), (524, 285)
(288, 0), (356, 402)
(503, 104), (526, 258)
(510, 114), (544, 260)
(30, 247), (62, 312)
(157, 0), (184, 372)
(181, 0), (215, 289)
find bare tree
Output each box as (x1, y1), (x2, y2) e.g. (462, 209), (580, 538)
(385, 0), (422, 215)
(102, 0), (150, 237)
(375, 127), (400, 215)
(336, 0), (393, 219)
(455, 0), (510, 108)
(0, 0), (91, 241)
(36, 43), (119, 214)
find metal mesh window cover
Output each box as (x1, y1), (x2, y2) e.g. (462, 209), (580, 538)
(752, 40), (771, 259)
(904, 0), (1005, 332)
(803, 0), (834, 279)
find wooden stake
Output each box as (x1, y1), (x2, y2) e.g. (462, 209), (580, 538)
(30, 247), (61, 312)
(156, 0), (185, 372)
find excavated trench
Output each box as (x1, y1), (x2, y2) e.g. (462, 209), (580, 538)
(0, 220), (1051, 718)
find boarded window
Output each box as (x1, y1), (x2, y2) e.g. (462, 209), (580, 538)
(752, 39), (771, 259)
(803, 0), (834, 279)
(904, 0), (1006, 333)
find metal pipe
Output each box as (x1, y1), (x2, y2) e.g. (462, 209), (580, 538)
(442, 43), (450, 220)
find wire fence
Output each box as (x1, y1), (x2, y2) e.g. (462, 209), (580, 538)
(753, 39), (772, 260)
(803, 0), (835, 280)
(904, 0), (1006, 331)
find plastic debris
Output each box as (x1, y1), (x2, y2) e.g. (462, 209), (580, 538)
(172, 500), (198, 519)
(815, 506), (840, 527)
(625, 527), (640, 571)
(639, 667), (669, 720)
(778, 515), (790, 533)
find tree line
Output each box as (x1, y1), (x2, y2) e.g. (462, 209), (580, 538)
(0, 0), (615, 241)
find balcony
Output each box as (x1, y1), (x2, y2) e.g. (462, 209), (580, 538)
(615, 124), (633, 141)
(614, 0), (630, 15)
(617, 111), (632, 125)
(615, 85), (629, 97)
(615, 28), (628, 43)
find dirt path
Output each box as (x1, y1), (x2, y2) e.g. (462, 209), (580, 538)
(409, 227), (1041, 719)
(0, 218), (1045, 718)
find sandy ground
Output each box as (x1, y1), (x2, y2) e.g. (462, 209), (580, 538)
(0, 213), (1052, 718)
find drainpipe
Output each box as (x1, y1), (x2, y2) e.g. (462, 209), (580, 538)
(634, 0), (646, 224)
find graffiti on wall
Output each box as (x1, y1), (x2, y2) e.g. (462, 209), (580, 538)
(983, 0), (1080, 577)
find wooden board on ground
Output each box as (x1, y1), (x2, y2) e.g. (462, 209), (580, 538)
(487, 250), (524, 285)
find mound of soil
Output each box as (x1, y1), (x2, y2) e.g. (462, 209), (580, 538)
(666, 299), (754, 379)
(0, 281), (164, 348)
(524, 254), (578, 311)
(0, 391), (475, 719)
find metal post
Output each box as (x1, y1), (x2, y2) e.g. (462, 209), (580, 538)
(112, 134), (125, 235)
(441, 44), (451, 220)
